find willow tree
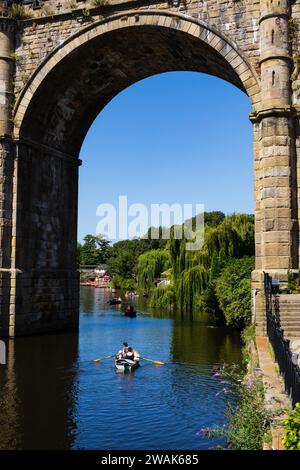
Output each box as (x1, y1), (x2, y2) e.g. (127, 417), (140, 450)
(177, 265), (209, 317)
(143, 213), (255, 319)
(137, 249), (169, 292)
(150, 285), (175, 311)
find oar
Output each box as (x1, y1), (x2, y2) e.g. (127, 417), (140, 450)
(92, 354), (114, 363)
(140, 356), (165, 365)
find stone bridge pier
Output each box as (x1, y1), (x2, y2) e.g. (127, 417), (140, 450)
(1, 0), (300, 336)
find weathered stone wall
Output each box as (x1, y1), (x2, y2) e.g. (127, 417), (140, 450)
(0, 18), (15, 336)
(291, 2), (300, 269)
(13, 0), (261, 98)
(11, 142), (80, 335)
(250, 1), (296, 274)
(0, 140), (14, 337)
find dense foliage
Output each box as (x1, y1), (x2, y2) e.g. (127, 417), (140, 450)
(107, 237), (167, 279)
(137, 250), (170, 291)
(109, 275), (136, 291)
(223, 379), (268, 450)
(79, 212), (255, 328)
(203, 365), (270, 450)
(78, 234), (111, 266)
(215, 257), (254, 328)
(150, 285), (175, 311)
(283, 403), (300, 450)
(78, 232), (167, 275)
(144, 213), (255, 326)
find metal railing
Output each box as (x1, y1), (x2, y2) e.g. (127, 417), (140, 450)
(264, 272), (300, 407)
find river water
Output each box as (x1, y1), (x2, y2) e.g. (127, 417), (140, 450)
(0, 287), (242, 450)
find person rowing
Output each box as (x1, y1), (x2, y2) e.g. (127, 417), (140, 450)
(125, 346), (135, 360)
(123, 341), (129, 355)
(124, 305), (136, 317)
(115, 342), (140, 372)
(117, 342), (140, 361)
(126, 305), (135, 314)
(116, 341), (129, 360)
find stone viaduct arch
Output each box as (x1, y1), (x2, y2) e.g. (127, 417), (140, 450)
(0, 0), (300, 336)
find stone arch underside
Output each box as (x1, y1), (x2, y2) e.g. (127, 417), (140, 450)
(15, 12), (260, 156)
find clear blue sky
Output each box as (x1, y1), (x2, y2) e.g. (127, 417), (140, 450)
(78, 71), (253, 242)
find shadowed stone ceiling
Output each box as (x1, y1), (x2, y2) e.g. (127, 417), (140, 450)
(20, 25), (246, 155)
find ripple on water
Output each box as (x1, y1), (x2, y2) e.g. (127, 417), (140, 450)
(0, 288), (242, 450)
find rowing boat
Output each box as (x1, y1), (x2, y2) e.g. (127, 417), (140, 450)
(114, 355), (140, 372)
(124, 310), (137, 318)
(108, 298), (122, 305)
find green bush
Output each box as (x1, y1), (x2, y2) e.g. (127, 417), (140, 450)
(110, 275), (136, 291)
(283, 403), (300, 450)
(241, 323), (256, 344)
(195, 282), (222, 319)
(215, 257), (254, 329)
(224, 379), (268, 449)
(204, 365), (270, 450)
(82, 8), (90, 17)
(11, 3), (33, 19)
(90, 0), (108, 6)
(241, 324), (256, 367)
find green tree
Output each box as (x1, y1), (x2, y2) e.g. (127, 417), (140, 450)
(108, 236), (167, 279)
(157, 213), (255, 319)
(204, 211), (226, 227)
(215, 257), (255, 328)
(108, 240), (139, 278)
(80, 234), (111, 266)
(150, 285), (175, 311)
(109, 249), (136, 278)
(137, 249), (169, 291)
(187, 211), (225, 232)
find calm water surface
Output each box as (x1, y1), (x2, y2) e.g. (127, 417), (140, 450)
(0, 287), (242, 450)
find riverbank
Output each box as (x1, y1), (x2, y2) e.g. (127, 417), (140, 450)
(255, 336), (291, 450)
(80, 281), (110, 288)
(243, 333), (291, 450)
(209, 327), (292, 450)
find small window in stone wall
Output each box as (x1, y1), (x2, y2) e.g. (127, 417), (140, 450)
(272, 70), (275, 86)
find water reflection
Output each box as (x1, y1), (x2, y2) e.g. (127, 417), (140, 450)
(0, 341), (19, 449)
(0, 332), (79, 449)
(0, 288), (242, 450)
(171, 320), (241, 365)
(80, 287), (121, 314)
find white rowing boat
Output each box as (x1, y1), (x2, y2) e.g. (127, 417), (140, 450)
(114, 355), (140, 372)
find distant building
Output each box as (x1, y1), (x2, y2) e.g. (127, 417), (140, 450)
(157, 279), (171, 288)
(95, 264), (109, 277)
